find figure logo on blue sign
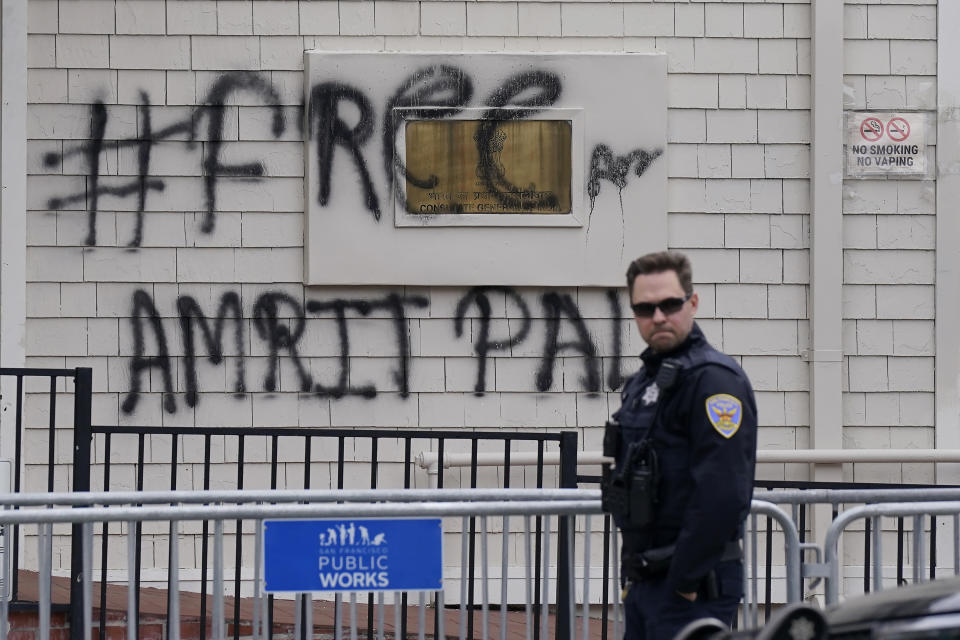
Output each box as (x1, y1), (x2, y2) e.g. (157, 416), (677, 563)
(263, 518), (442, 593)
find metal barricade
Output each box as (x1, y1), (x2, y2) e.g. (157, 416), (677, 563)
(0, 489), (801, 640)
(2, 489), (605, 640)
(818, 500), (960, 605)
(755, 488), (960, 606)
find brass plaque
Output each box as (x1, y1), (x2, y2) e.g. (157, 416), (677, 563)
(404, 120), (572, 215)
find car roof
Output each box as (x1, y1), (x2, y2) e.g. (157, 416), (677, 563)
(826, 578), (960, 628)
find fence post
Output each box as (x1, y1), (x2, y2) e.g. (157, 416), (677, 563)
(555, 431), (578, 640)
(69, 368), (93, 640)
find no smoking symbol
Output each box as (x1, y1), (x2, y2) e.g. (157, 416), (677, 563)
(887, 117), (910, 142)
(860, 118), (883, 141)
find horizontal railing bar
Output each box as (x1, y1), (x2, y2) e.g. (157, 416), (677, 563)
(755, 488), (960, 504)
(88, 425), (567, 441)
(0, 368), (77, 377)
(0, 488), (599, 508)
(422, 449), (960, 472)
(0, 499), (606, 525)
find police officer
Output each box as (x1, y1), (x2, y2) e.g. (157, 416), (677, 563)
(603, 251), (758, 640)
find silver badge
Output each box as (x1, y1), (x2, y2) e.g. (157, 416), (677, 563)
(788, 617), (816, 640)
(641, 382), (659, 406)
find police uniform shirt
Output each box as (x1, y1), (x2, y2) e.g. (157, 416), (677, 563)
(613, 322), (758, 594)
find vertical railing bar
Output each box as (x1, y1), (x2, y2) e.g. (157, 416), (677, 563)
(417, 591), (426, 640)
(460, 516), (468, 640)
(294, 594), (302, 640)
(481, 516), (489, 640)
(582, 515), (591, 640)
(897, 516), (905, 585)
(99, 434), (112, 640)
(135, 433), (145, 640)
(540, 514), (551, 640)
(913, 515), (924, 583)
(214, 519), (225, 640)
(954, 514), (960, 575)
(11, 376), (23, 602)
(254, 520), (263, 640)
(369, 437), (379, 640)
(201, 434), (213, 640)
(376, 591), (385, 640)
(1, 513), (10, 640)
(394, 592), (401, 640)
(437, 586), (446, 640)
(763, 515), (773, 622)
(501, 513), (509, 640)
(305, 592), (313, 640)
(334, 593), (342, 640)
(599, 515), (609, 640)
(468, 438), (478, 640)
(534, 441), (544, 640)
(524, 514), (533, 640)
(750, 513), (759, 628)
(930, 515), (937, 581)
(127, 521), (137, 640)
(567, 514), (575, 640)
(82, 522), (93, 640)
(350, 592), (358, 640)
(170, 520), (180, 640)
(873, 516), (883, 593)
(39, 524), (52, 640)
(864, 516), (872, 594)
(46, 376), (56, 492)
(612, 524), (620, 640)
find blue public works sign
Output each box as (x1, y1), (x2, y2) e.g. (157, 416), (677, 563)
(263, 518), (443, 593)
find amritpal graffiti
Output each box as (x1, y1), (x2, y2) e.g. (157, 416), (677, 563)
(121, 287), (627, 414)
(36, 64), (660, 414)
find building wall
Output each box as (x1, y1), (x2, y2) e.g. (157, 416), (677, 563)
(16, 0), (940, 497)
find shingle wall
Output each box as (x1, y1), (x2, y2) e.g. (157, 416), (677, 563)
(19, 0), (939, 496)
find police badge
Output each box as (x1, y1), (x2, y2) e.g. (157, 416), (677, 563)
(641, 382), (659, 406)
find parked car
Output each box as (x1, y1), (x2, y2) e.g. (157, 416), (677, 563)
(826, 578), (960, 639)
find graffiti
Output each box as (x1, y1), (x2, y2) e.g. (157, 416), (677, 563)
(586, 144), (663, 224)
(382, 65), (474, 209)
(476, 71), (563, 212)
(536, 292), (600, 393)
(309, 82), (382, 221)
(454, 287), (531, 395)
(120, 287), (628, 413)
(178, 292), (246, 408)
(44, 67), (661, 247)
(305, 294), (428, 399)
(44, 72), (286, 247)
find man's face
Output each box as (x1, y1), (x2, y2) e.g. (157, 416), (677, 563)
(630, 270), (698, 353)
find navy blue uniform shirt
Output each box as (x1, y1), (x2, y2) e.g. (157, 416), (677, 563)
(613, 322), (757, 593)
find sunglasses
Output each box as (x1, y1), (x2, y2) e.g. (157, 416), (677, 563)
(630, 293), (692, 318)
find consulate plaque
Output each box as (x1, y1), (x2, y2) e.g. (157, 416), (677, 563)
(404, 120), (572, 215)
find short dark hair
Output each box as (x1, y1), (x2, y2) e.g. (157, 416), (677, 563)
(626, 251), (694, 295)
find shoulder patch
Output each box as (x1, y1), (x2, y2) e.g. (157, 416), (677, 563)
(705, 394), (743, 438)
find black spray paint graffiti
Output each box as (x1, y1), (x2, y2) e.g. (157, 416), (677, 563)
(46, 67), (662, 247)
(121, 287), (628, 413)
(383, 65), (474, 210)
(45, 73), (285, 247)
(454, 287), (531, 395)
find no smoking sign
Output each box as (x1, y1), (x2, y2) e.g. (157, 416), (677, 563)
(847, 112), (926, 177)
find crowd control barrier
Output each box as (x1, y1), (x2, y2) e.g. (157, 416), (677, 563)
(0, 489), (803, 640)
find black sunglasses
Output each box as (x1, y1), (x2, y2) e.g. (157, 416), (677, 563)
(630, 293), (692, 318)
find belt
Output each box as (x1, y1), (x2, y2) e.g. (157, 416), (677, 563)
(624, 540), (742, 581)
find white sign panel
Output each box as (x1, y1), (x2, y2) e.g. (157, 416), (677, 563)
(304, 52), (667, 287)
(846, 112), (927, 177)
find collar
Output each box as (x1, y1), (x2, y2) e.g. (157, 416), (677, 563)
(639, 322), (705, 370)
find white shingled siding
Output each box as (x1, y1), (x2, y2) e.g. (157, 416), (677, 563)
(13, 0), (945, 498)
